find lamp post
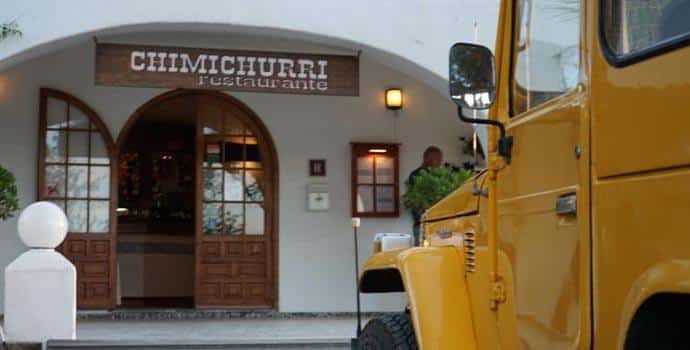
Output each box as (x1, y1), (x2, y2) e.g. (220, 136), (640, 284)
(351, 217), (362, 349)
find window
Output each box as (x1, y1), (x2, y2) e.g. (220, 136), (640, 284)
(201, 103), (265, 236)
(40, 93), (112, 234)
(602, 0), (690, 60)
(351, 143), (400, 217)
(511, 0), (581, 115)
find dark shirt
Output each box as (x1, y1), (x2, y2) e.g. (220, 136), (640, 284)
(407, 166), (427, 224)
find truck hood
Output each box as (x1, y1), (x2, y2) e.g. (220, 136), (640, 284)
(422, 170), (487, 222)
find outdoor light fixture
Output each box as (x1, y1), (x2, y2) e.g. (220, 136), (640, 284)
(385, 88), (403, 110)
(368, 148), (388, 154)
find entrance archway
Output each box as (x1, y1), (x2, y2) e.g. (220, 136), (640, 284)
(116, 90), (279, 309)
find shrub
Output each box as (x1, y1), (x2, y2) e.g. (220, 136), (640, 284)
(403, 165), (471, 216)
(0, 165), (19, 221)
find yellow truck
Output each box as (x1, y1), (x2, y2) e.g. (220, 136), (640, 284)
(357, 0), (690, 349)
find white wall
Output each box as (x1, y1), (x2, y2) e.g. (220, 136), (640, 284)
(0, 32), (471, 313)
(0, 0), (500, 95)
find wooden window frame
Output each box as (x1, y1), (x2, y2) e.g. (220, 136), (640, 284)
(38, 90), (115, 235)
(350, 142), (400, 218)
(201, 126), (265, 236)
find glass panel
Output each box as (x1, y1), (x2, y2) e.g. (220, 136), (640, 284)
(50, 200), (65, 213)
(512, 0), (580, 114)
(245, 138), (262, 169)
(45, 130), (66, 163)
(45, 165), (66, 197)
(376, 186), (396, 213)
(69, 105), (90, 129)
(89, 166), (110, 199)
(68, 131), (89, 164)
(89, 200), (109, 233)
(224, 170), (243, 201)
(204, 143), (222, 168)
(224, 136), (244, 168)
(202, 202), (223, 234)
(356, 156), (374, 184)
(67, 165), (88, 198)
(203, 108), (223, 135)
(245, 203), (264, 235)
(223, 112), (245, 135)
(90, 133), (110, 165)
(67, 200), (87, 233)
(375, 156), (395, 184)
(356, 185), (374, 213)
(46, 97), (67, 129)
(245, 170), (264, 202)
(203, 169), (223, 201)
(224, 203), (244, 235)
(604, 0), (688, 57)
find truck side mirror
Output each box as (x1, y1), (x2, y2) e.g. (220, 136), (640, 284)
(449, 43), (496, 110)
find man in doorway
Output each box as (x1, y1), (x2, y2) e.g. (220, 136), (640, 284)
(407, 146), (444, 246)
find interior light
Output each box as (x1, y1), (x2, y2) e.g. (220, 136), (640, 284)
(385, 88), (403, 110)
(116, 208), (129, 215)
(369, 149), (388, 154)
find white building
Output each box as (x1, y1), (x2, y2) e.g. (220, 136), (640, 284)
(0, 0), (498, 314)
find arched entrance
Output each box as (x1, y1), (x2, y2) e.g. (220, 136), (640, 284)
(116, 90), (278, 309)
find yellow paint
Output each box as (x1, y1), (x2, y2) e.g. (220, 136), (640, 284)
(360, 0), (690, 349)
(361, 246), (478, 350)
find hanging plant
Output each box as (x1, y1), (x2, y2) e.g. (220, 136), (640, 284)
(0, 164), (19, 221)
(0, 20), (22, 42)
(403, 165), (471, 217)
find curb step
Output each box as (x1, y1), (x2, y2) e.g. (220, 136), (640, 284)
(47, 339), (352, 350)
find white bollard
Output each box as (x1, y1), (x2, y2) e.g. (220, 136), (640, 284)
(4, 201), (76, 343)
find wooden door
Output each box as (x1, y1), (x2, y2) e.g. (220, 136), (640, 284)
(38, 88), (117, 309)
(194, 94), (276, 308)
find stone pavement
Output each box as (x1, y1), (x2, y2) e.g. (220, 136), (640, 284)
(75, 316), (359, 342)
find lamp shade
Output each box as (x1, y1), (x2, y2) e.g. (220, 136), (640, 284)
(385, 88), (403, 110)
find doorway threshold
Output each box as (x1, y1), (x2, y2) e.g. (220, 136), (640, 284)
(77, 310), (386, 321)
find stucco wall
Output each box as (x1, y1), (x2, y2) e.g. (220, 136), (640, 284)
(0, 0), (499, 95)
(0, 32), (471, 313)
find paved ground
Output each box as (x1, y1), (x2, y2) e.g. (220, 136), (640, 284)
(75, 317), (359, 342)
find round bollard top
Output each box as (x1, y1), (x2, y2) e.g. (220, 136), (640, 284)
(18, 202), (69, 249)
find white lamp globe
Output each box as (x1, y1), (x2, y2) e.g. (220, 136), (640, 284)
(17, 201), (69, 249)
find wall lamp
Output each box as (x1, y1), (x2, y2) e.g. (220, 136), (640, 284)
(385, 88), (403, 110)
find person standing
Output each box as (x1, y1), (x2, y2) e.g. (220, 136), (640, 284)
(407, 146), (444, 245)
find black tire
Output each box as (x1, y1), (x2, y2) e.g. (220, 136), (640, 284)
(360, 313), (418, 350)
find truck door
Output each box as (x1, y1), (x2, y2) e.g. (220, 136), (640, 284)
(496, 0), (587, 348)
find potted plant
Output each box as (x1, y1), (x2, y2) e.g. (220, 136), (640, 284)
(0, 164), (19, 221)
(403, 165), (471, 220)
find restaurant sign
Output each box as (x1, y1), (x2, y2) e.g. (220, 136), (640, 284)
(95, 43), (359, 96)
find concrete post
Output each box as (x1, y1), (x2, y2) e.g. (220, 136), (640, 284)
(3, 202), (76, 343)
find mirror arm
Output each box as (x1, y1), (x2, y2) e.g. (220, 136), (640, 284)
(456, 106), (513, 164)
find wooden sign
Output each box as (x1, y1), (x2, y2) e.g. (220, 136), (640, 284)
(95, 43), (359, 96)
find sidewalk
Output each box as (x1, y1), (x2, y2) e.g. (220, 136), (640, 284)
(75, 316), (359, 342)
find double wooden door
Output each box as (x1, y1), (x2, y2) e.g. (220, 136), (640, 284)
(38, 89), (276, 309)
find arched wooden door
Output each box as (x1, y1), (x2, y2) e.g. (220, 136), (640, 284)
(195, 93), (277, 308)
(37, 88), (117, 309)
(119, 90), (279, 309)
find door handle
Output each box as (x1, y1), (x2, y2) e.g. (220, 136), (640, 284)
(555, 193), (577, 215)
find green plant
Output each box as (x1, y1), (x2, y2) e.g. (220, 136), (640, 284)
(0, 20), (22, 42)
(403, 165), (471, 216)
(0, 164), (19, 221)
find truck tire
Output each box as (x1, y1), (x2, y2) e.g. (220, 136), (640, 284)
(359, 313), (418, 350)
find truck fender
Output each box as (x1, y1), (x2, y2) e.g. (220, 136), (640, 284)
(360, 246), (478, 350)
(617, 259), (690, 349)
